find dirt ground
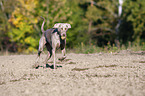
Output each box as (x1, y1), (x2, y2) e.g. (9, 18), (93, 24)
(0, 50), (145, 96)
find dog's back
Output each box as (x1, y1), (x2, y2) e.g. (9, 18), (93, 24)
(44, 28), (55, 46)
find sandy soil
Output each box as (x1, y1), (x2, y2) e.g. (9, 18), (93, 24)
(0, 51), (145, 96)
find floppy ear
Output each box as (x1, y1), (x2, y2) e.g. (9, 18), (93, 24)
(53, 23), (71, 28)
(65, 23), (71, 28)
(53, 23), (62, 28)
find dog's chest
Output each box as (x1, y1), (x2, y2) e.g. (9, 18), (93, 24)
(51, 32), (61, 48)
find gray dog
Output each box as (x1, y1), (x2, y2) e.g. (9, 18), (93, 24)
(35, 17), (71, 69)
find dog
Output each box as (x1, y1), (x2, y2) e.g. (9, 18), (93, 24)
(34, 16), (71, 69)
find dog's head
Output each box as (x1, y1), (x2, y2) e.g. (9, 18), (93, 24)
(53, 23), (71, 40)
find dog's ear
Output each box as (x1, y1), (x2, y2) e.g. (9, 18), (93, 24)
(53, 23), (71, 28)
(65, 23), (71, 28)
(53, 23), (62, 28)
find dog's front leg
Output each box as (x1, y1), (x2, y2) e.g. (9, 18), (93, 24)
(58, 48), (66, 61)
(52, 48), (56, 69)
(52, 32), (60, 69)
(62, 48), (66, 58)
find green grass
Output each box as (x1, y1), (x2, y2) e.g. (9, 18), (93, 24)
(68, 42), (145, 54)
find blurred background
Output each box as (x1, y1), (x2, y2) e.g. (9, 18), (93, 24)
(0, 0), (145, 54)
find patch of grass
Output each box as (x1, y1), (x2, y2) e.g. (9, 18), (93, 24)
(68, 41), (145, 54)
(74, 42), (101, 54)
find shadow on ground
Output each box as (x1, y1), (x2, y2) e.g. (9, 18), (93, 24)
(36, 64), (62, 69)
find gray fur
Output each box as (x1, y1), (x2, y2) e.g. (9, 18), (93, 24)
(35, 17), (71, 69)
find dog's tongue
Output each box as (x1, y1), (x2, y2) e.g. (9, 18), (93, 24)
(61, 36), (66, 40)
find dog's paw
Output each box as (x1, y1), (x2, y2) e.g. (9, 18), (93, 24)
(58, 56), (66, 61)
(32, 64), (39, 69)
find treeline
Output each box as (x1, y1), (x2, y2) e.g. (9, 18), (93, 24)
(0, 0), (145, 53)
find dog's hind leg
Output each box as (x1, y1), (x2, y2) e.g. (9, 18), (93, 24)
(44, 43), (52, 64)
(34, 36), (46, 68)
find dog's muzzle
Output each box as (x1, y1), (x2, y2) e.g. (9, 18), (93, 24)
(61, 36), (66, 40)
(61, 34), (66, 40)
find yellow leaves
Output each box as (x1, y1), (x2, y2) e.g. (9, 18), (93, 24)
(25, 46), (37, 53)
(11, 0), (38, 20)
(13, 17), (22, 27)
(8, 0), (38, 27)
(33, 18), (38, 24)
(24, 37), (38, 53)
(18, 47), (23, 53)
(25, 37), (38, 47)
(18, 0), (38, 11)
(9, 1), (37, 52)
(25, 40), (31, 44)
(24, 37), (31, 44)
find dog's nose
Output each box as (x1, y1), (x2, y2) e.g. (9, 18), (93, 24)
(61, 34), (66, 40)
(62, 34), (66, 37)
(61, 33), (66, 37)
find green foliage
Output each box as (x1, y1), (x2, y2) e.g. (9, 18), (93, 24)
(66, 0), (89, 47)
(7, 0), (39, 53)
(0, 0), (17, 52)
(86, 5), (100, 21)
(141, 42), (145, 51)
(123, 0), (145, 43)
(74, 42), (101, 54)
(0, 0), (145, 53)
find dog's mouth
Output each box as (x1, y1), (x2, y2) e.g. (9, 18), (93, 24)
(61, 36), (66, 40)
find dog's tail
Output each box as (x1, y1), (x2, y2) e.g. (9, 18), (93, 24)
(40, 16), (45, 33)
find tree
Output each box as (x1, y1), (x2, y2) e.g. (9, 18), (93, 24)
(8, 0), (39, 53)
(81, 0), (118, 46)
(66, 0), (89, 48)
(0, 0), (17, 53)
(122, 0), (145, 44)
